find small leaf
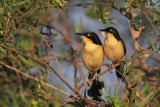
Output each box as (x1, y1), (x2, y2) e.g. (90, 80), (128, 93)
(139, 92), (153, 107)
(115, 102), (126, 107)
(80, 17), (83, 32)
(130, 49), (144, 59)
(4, 2), (11, 9)
(14, 0), (27, 7)
(0, 15), (7, 26)
(147, 40), (154, 50)
(40, 2), (51, 5)
(114, 86), (117, 99)
(107, 87), (113, 100)
(0, 46), (6, 53)
(131, 87), (136, 101)
(135, 7), (142, 12)
(0, 8), (4, 15)
(149, 0), (156, 7)
(102, 8), (106, 20)
(152, 12), (159, 22)
(106, 17), (116, 24)
(72, 20), (79, 33)
(18, 55), (34, 66)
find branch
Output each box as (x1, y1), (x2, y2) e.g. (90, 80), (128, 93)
(76, 63), (120, 91)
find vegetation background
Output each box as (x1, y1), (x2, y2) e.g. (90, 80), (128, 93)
(0, 0), (160, 106)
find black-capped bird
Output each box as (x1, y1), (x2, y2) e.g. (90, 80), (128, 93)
(76, 32), (105, 101)
(99, 27), (126, 80)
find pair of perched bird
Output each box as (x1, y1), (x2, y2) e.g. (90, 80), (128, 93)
(76, 27), (126, 101)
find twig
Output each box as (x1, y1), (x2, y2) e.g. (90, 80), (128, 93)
(58, 95), (78, 107)
(73, 61), (78, 88)
(40, 89), (61, 103)
(75, 63), (120, 91)
(141, 36), (160, 55)
(59, 10), (73, 51)
(150, 55), (160, 63)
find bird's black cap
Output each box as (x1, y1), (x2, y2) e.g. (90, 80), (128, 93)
(76, 32), (102, 46)
(99, 27), (118, 33)
(99, 27), (121, 40)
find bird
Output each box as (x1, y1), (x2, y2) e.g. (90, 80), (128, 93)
(99, 27), (127, 81)
(76, 32), (105, 101)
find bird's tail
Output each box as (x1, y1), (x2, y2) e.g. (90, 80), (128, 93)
(115, 61), (127, 82)
(85, 69), (105, 101)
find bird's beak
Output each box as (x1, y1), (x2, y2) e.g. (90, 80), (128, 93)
(76, 33), (87, 36)
(99, 29), (106, 31)
(98, 29), (107, 38)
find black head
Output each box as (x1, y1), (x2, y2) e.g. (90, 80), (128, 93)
(99, 27), (121, 41)
(76, 32), (102, 46)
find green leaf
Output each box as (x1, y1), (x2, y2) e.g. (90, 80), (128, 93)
(105, 17), (116, 24)
(126, 59), (134, 75)
(141, 84), (152, 93)
(135, 8), (142, 12)
(130, 85), (137, 102)
(55, 0), (60, 2)
(0, 46), (6, 53)
(40, 2), (51, 5)
(127, 60), (135, 82)
(14, 0), (27, 7)
(139, 92), (153, 107)
(142, 0), (148, 5)
(0, 8), (3, 15)
(115, 102), (126, 107)
(18, 55), (34, 66)
(59, 2), (63, 7)
(80, 17), (83, 32)
(114, 86), (117, 99)
(130, 49), (144, 59)
(4, 2), (11, 10)
(117, 93), (121, 100)
(147, 40), (154, 50)
(0, 15), (7, 26)
(72, 20), (79, 33)
(123, 4), (130, 8)
(102, 8), (106, 20)
(152, 12), (159, 22)
(149, 0), (156, 7)
(107, 87), (112, 98)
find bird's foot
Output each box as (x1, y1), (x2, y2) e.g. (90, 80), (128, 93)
(109, 62), (114, 73)
(84, 78), (91, 87)
(93, 72), (100, 81)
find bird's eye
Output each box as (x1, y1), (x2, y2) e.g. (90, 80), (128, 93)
(87, 34), (90, 37)
(110, 29), (112, 32)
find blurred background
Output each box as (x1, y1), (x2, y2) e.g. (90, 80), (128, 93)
(0, 0), (160, 106)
